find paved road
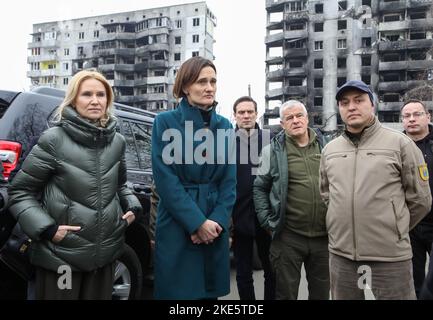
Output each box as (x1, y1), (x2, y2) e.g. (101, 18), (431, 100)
(220, 266), (309, 300)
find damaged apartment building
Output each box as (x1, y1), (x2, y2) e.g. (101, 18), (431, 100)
(265, 0), (433, 130)
(27, 2), (216, 111)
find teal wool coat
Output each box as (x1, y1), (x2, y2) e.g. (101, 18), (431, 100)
(151, 99), (236, 299)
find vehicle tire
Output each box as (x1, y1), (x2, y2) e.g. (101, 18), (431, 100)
(112, 244), (143, 300)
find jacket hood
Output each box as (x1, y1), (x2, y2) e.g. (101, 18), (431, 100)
(59, 106), (117, 148)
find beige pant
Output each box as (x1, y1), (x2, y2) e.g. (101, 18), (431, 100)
(329, 253), (416, 300)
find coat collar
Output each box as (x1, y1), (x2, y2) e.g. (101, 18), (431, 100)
(177, 98), (219, 130)
(59, 106), (117, 148)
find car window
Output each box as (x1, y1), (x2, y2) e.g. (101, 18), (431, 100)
(129, 122), (152, 170)
(120, 119), (141, 170)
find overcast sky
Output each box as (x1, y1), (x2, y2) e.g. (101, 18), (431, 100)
(0, 0), (266, 120)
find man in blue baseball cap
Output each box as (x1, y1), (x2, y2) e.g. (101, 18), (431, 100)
(319, 79), (432, 300)
(335, 80), (374, 105)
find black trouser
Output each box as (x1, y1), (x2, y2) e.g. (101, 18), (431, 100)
(409, 221), (433, 298)
(34, 263), (114, 300)
(233, 226), (275, 300)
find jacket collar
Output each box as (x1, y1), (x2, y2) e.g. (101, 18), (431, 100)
(177, 98), (219, 130)
(342, 116), (381, 144)
(59, 106), (117, 148)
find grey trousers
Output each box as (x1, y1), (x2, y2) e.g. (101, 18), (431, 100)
(34, 263), (114, 300)
(269, 229), (329, 300)
(329, 252), (416, 300)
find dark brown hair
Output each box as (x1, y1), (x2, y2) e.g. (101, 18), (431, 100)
(233, 96), (257, 113)
(401, 99), (427, 112)
(173, 56), (217, 101)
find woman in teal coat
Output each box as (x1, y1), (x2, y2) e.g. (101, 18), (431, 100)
(151, 56), (236, 299)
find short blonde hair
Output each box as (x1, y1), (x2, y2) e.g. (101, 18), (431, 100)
(56, 70), (114, 127)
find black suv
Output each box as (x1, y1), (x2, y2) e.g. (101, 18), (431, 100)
(0, 87), (154, 300)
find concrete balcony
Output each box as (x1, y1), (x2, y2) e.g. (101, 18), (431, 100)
(136, 43), (170, 54)
(378, 81), (407, 92)
(116, 96), (135, 104)
(27, 54), (57, 63)
(97, 48), (136, 56)
(39, 39), (60, 47)
(135, 62), (149, 72)
(284, 47), (308, 57)
(267, 20), (284, 31)
(378, 80), (427, 92)
(27, 70), (41, 77)
(134, 79), (147, 87)
(266, 56), (284, 65)
(379, 59), (433, 71)
(136, 26), (170, 38)
(266, 88), (284, 99)
(410, 0), (433, 9)
(285, 67), (306, 76)
(284, 86), (307, 96)
(28, 42), (42, 49)
(40, 69), (57, 76)
(265, 32), (284, 46)
(267, 69), (284, 81)
(113, 79), (135, 87)
(378, 21), (408, 32)
(284, 29), (308, 40)
(378, 39), (433, 51)
(379, 18), (433, 32)
(99, 32), (136, 41)
(113, 64), (135, 72)
(378, 60), (408, 71)
(379, 0), (406, 12)
(284, 11), (309, 22)
(408, 60), (433, 70)
(135, 93), (169, 102)
(147, 60), (169, 69)
(146, 76), (169, 85)
(378, 102), (403, 111)
(266, 0), (285, 12)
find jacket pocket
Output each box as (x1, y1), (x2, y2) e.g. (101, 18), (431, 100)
(391, 199), (402, 241)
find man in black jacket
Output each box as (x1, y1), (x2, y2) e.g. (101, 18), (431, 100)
(232, 96), (275, 300)
(401, 99), (433, 298)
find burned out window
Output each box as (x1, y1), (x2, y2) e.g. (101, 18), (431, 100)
(314, 23), (324, 32)
(314, 78), (323, 88)
(361, 56), (371, 66)
(314, 96), (323, 106)
(315, 3), (323, 13)
(337, 77), (346, 87)
(362, 75), (371, 85)
(338, 58), (346, 68)
(314, 59), (323, 69)
(289, 60), (303, 68)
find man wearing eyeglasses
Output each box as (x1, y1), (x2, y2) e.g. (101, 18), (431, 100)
(320, 80), (431, 300)
(254, 100), (329, 300)
(401, 99), (433, 298)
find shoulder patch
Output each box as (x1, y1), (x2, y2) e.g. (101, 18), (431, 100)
(419, 163), (429, 181)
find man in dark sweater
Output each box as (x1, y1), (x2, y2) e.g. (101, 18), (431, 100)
(402, 99), (433, 298)
(232, 96), (275, 300)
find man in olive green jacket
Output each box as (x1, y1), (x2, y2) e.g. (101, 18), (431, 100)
(253, 100), (329, 300)
(320, 80), (431, 300)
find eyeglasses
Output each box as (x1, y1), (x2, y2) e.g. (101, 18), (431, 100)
(401, 111), (426, 120)
(284, 113), (306, 122)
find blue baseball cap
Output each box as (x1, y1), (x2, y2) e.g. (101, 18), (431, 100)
(336, 80), (374, 104)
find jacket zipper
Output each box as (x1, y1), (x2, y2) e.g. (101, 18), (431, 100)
(352, 147), (358, 260)
(95, 131), (103, 265)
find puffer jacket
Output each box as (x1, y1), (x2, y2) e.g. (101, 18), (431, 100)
(320, 117), (431, 262)
(8, 106), (142, 272)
